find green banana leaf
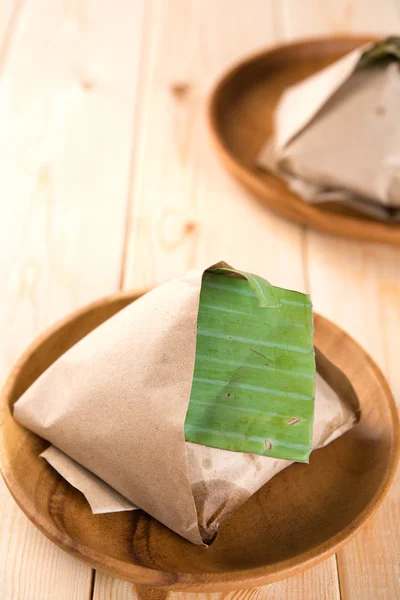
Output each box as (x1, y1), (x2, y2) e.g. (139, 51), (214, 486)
(358, 36), (400, 68)
(184, 268), (315, 462)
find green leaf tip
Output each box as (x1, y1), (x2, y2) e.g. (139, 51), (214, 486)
(359, 36), (400, 68)
(184, 269), (315, 463)
(210, 267), (281, 308)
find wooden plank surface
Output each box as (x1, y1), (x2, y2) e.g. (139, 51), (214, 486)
(122, 0), (307, 291)
(0, 0), (144, 598)
(93, 557), (340, 600)
(1, 0), (399, 599)
(305, 244), (400, 600)
(0, 0), (19, 63)
(280, 0), (400, 38)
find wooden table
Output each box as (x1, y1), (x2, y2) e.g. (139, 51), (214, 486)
(1, 1), (399, 598)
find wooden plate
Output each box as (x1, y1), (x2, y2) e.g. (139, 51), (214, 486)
(209, 36), (400, 245)
(1, 292), (399, 591)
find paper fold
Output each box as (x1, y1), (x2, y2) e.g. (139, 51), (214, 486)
(258, 38), (400, 220)
(41, 446), (137, 513)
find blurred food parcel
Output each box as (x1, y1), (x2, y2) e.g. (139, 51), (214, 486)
(258, 37), (400, 221)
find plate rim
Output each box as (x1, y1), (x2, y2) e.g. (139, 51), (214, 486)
(0, 290), (399, 591)
(208, 34), (400, 246)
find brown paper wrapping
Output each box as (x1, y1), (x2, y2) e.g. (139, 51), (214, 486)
(258, 40), (400, 220)
(14, 264), (356, 545)
(39, 370), (354, 541)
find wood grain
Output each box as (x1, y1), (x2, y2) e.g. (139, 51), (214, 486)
(94, 556), (340, 600)
(279, 1), (400, 598)
(0, 0), (144, 598)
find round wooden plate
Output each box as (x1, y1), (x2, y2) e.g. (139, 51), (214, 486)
(209, 36), (400, 245)
(0, 292), (399, 591)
